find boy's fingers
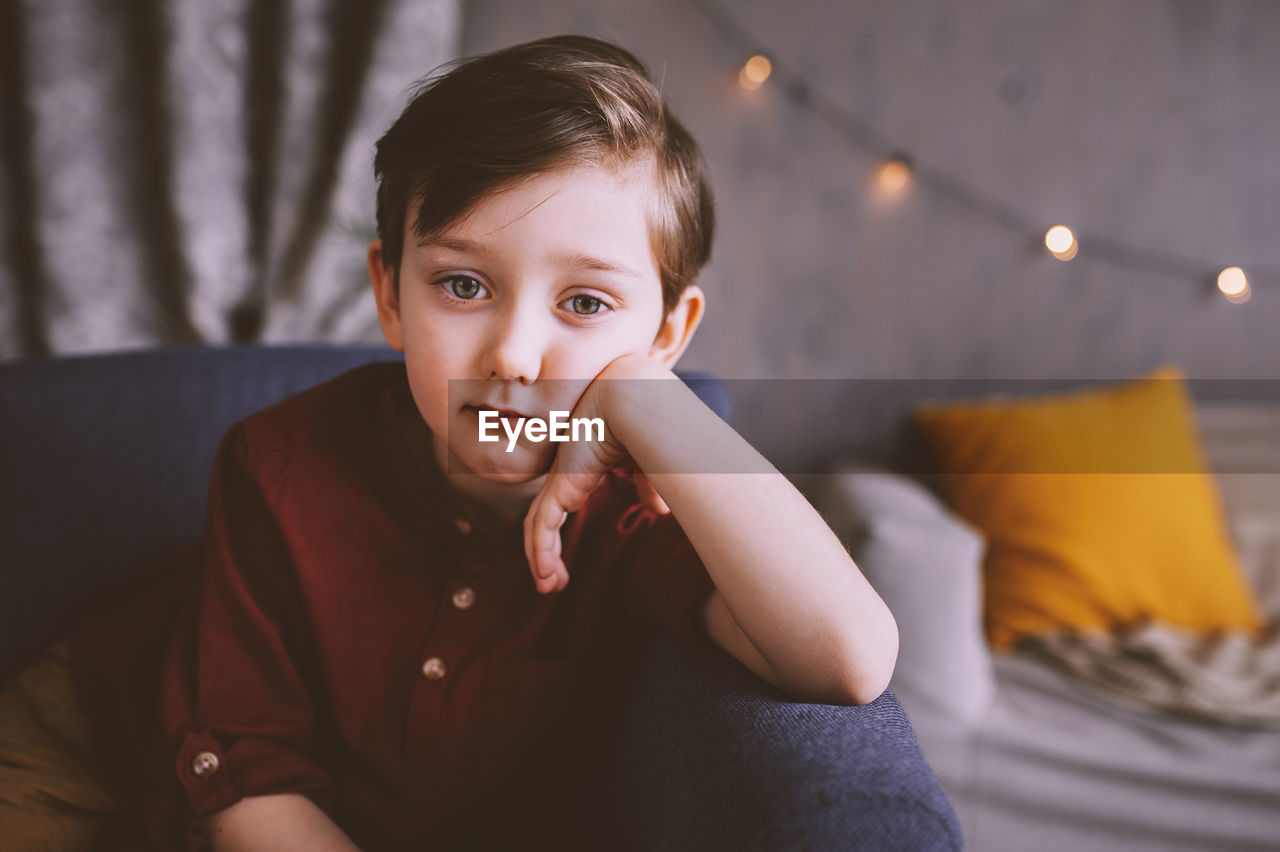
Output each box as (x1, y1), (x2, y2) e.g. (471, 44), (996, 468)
(524, 451), (611, 593)
(526, 489), (570, 591)
(523, 494), (547, 580)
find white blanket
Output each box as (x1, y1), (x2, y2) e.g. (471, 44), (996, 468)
(1018, 619), (1280, 726)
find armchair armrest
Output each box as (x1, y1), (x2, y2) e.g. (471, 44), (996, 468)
(594, 630), (963, 851)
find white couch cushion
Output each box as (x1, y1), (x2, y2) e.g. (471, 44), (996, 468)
(817, 467), (995, 728)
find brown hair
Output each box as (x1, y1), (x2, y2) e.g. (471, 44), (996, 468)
(373, 35), (715, 321)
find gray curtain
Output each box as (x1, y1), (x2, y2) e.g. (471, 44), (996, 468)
(0, 0), (459, 360)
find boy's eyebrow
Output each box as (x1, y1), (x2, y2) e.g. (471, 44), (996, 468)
(418, 237), (643, 280)
(417, 236), (488, 255)
(548, 250), (643, 280)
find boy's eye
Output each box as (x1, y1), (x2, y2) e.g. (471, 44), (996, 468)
(566, 294), (608, 315)
(439, 275), (488, 300)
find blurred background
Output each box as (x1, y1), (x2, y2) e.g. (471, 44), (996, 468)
(2, 0), (1277, 379)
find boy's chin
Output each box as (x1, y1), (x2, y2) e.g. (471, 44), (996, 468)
(471, 470), (544, 485)
(450, 443), (554, 481)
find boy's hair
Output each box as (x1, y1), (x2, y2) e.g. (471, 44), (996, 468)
(373, 35), (715, 322)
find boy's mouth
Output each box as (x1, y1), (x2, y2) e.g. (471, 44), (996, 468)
(463, 404), (534, 424)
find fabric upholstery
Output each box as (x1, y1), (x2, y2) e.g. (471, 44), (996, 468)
(600, 630), (965, 852)
(0, 640), (139, 851)
(0, 344), (402, 679)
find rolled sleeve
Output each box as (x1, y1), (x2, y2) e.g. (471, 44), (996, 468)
(618, 505), (739, 667)
(172, 731), (332, 821)
(158, 422), (334, 842)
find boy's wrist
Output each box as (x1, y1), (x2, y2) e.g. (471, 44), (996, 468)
(598, 352), (673, 383)
(594, 354), (677, 444)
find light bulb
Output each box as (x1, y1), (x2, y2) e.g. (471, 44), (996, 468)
(739, 54), (772, 90)
(1045, 225), (1078, 261)
(1217, 266), (1248, 297)
(875, 156), (913, 197)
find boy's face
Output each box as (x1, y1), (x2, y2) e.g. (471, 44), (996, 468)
(369, 161), (705, 485)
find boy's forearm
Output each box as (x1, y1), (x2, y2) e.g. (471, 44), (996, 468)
(602, 358), (898, 704)
(208, 793), (360, 852)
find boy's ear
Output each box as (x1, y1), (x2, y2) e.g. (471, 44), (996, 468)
(648, 284), (705, 368)
(368, 240), (404, 351)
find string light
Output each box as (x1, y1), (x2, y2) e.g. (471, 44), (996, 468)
(1218, 266), (1251, 304)
(738, 54), (772, 90)
(874, 154), (913, 197)
(690, 0), (1274, 303)
(1045, 225), (1078, 261)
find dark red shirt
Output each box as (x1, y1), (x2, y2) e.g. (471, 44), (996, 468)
(148, 361), (735, 850)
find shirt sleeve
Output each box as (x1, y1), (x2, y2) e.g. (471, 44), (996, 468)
(158, 421), (334, 847)
(616, 503), (740, 667)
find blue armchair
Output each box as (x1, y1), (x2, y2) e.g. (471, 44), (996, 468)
(0, 344), (962, 851)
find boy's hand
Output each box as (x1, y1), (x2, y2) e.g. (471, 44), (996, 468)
(523, 354), (669, 593)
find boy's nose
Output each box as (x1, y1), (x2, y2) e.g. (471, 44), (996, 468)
(483, 306), (546, 384)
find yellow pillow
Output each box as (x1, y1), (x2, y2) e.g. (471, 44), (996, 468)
(912, 365), (1265, 653)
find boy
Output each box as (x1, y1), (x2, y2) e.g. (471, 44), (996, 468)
(156, 35), (898, 851)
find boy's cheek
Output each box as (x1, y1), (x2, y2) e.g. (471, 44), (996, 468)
(600, 351), (668, 380)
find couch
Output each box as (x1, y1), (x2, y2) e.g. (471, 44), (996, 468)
(810, 384), (1280, 852)
(0, 343), (963, 851)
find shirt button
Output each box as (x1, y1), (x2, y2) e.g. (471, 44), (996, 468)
(422, 656), (447, 680)
(191, 751), (220, 778)
(453, 516), (472, 534)
(452, 586), (476, 610)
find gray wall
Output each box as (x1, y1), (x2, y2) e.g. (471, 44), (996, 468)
(461, 0), (1280, 468)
